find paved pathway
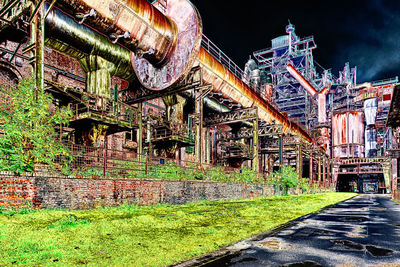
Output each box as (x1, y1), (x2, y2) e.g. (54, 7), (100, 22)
(203, 195), (400, 266)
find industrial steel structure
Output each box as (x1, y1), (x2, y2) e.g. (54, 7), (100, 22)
(0, 0), (399, 195)
(248, 23), (398, 194)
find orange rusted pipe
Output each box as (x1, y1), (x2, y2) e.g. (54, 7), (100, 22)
(55, 0), (203, 91)
(318, 87), (329, 123)
(196, 48), (312, 143)
(287, 63), (318, 97)
(56, 0), (177, 66)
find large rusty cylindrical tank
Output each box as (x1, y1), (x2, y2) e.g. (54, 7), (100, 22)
(55, 0), (203, 91)
(332, 112), (364, 158)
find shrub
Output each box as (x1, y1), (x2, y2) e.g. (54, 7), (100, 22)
(299, 178), (311, 193)
(205, 166), (229, 182)
(230, 167), (258, 183)
(0, 78), (73, 174)
(275, 166), (298, 194)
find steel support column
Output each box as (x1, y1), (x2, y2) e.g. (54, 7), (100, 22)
(30, 1), (45, 93)
(318, 155), (322, 181)
(146, 117), (152, 158)
(296, 143), (303, 178)
(252, 110), (259, 172)
(309, 154), (313, 180)
(327, 158), (331, 182)
(195, 91), (203, 167)
(137, 103), (143, 161)
(279, 135), (283, 169)
(206, 127), (211, 165)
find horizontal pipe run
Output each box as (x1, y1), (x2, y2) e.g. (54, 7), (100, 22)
(55, 0), (177, 66)
(44, 4), (135, 81)
(196, 48), (312, 143)
(42, 2), (312, 143)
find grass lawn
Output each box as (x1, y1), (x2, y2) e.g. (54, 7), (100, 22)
(0, 193), (356, 266)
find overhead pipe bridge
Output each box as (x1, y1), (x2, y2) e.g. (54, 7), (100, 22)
(42, 0), (314, 144)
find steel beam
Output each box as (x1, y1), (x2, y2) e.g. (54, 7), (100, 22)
(206, 127), (211, 165)
(296, 143), (302, 178)
(137, 103), (143, 161)
(252, 108), (259, 172)
(318, 156), (322, 181)
(204, 107), (257, 127)
(195, 89), (203, 167)
(279, 135), (283, 168)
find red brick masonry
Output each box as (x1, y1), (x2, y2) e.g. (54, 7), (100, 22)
(0, 173), (331, 209)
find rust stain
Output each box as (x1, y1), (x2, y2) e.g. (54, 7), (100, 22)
(197, 48), (312, 143)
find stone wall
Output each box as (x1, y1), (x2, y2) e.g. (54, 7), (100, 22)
(0, 173), (281, 209)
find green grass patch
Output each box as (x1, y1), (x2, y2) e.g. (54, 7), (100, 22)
(0, 193), (356, 266)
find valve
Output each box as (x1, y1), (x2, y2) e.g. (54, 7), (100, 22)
(78, 8), (97, 24)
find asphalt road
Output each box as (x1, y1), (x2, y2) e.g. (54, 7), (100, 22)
(201, 195), (400, 267)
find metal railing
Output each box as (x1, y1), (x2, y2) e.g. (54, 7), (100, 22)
(371, 76), (398, 86)
(53, 143), (207, 179)
(201, 34), (268, 98)
(201, 34), (244, 80)
(253, 35), (316, 58)
(153, 124), (193, 141)
(70, 92), (139, 126)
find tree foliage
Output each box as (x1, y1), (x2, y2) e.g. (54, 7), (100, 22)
(275, 165), (299, 191)
(0, 78), (73, 173)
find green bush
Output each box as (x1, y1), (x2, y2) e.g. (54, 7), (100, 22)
(230, 167), (259, 183)
(205, 166), (229, 182)
(148, 161), (200, 180)
(275, 166), (298, 194)
(0, 78), (73, 174)
(299, 178), (311, 193)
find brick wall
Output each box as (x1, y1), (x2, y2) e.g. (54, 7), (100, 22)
(0, 173), (278, 209)
(0, 173), (333, 210)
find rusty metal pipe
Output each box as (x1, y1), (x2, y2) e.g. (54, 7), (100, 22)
(45, 4), (135, 81)
(196, 48), (313, 143)
(43, 1), (309, 141)
(55, 0), (177, 66)
(43, 4), (230, 114)
(54, 0), (203, 91)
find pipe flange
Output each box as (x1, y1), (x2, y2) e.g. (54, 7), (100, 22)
(130, 0), (203, 91)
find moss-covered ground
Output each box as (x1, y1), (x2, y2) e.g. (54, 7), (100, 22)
(0, 193), (356, 266)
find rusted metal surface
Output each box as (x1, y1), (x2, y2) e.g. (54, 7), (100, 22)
(45, 4), (135, 81)
(131, 0), (202, 90)
(55, 0), (202, 91)
(196, 47), (312, 143)
(286, 63), (318, 97)
(43, 3), (311, 146)
(332, 112), (364, 158)
(55, 0), (177, 66)
(387, 85), (400, 128)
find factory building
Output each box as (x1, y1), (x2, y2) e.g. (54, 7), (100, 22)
(249, 23), (398, 194)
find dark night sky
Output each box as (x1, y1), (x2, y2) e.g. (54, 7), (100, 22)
(190, 0), (400, 83)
